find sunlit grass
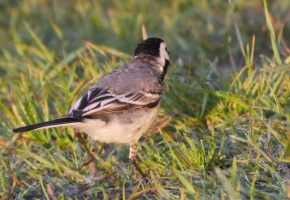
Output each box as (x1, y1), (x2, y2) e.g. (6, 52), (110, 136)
(0, 0), (290, 199)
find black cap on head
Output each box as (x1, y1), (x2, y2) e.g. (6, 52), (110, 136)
(134, 37), (164, 57)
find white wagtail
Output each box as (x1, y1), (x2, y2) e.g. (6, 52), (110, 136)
(12, 37), (170, 174)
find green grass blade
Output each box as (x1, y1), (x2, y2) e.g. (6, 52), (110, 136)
(263, 0), (282, 65)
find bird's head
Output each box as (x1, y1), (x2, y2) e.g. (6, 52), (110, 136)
(134, 37), (170, 76)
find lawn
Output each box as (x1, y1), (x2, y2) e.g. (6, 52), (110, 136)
(0, 0), (290, 199)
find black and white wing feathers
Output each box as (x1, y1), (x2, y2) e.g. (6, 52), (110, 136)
(69, 61), (163, 118)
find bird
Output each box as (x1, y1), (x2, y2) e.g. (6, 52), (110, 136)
(12, 37), (170, 175)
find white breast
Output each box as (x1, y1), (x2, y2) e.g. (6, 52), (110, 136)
(71, 105), (160, 144)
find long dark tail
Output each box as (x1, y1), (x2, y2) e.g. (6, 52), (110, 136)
(12, 117), (83, 133)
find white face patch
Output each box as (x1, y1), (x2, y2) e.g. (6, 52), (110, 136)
(157, 42), (170, 72)
(160, 42), (169, 61)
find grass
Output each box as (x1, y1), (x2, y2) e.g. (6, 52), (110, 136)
(0, 0), (290, 199)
